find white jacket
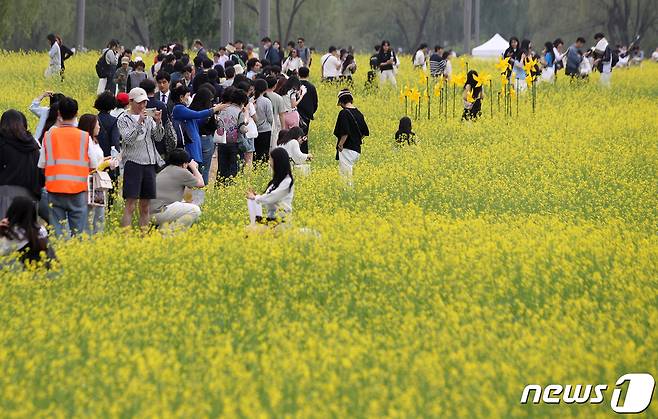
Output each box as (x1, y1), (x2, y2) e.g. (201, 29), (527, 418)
(255, 176), (294, 217)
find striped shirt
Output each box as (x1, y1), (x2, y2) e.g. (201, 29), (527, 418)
(429, 54), (446, 77)
(117, 113), (165, 166)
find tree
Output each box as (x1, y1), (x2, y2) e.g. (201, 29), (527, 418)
(393, 0), (434, 52)
(274, 0), (307, 44)
(598, 0), (658, 44)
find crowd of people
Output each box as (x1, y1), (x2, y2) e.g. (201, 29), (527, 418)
(1, 36), (376, 267)
(3, 29), (656, 267)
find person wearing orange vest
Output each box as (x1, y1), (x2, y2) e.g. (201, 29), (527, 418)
(38, 97), (97, 237)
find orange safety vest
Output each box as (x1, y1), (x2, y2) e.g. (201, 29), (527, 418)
(43, 126), (90, 194)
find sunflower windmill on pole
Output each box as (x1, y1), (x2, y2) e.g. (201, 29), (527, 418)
(495, 56), (511, 117)
(523, 56), (539, 113)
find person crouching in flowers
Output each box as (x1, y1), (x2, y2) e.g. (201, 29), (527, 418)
(278, 127), (313, 166)
(247, 148), (294, 227)
(462, 70), (483, 121)
(0, 196), (55, 269)
(395, 117), (416, 146)
(334, 89), (369, 180)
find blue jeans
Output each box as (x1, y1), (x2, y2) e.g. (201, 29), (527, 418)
(48, 191), (88, 238)
(86, 205), (105, 235)
(200, 135), (215, 185)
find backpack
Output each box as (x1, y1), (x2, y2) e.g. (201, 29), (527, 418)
(610, 47), (619, 67)
(95, 50), (110, 78)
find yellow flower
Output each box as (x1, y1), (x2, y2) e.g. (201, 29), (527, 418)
(465, 89), (476, 103)
(433, 83), (442, 97)
(452, 72), (466, 86)
(495, 56), (511, 73)
(523, 57), (538, 74)
(410, 87), (420, 103)
(525, 74), (534, 86)
(474, 72), (491, 87)
(501, 75), (509, 86)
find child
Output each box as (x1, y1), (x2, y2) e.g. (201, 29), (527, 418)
(127, 60), (148, 92)
(395, 117), (416, 146)
(462, 70), (483, 121)
(113, 57), (132, 93)
(0, 197), (55, 268)
(247, 148), (294, 226)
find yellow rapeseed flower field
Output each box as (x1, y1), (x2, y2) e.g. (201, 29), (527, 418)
(0, 51), (657, 417)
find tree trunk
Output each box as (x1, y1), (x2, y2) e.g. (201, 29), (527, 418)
(75, 0), (85, 50)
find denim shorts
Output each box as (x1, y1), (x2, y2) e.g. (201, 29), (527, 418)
(238, 135), (256, 153)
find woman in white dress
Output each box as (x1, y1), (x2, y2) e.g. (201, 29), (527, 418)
(45, 34), (61, 79)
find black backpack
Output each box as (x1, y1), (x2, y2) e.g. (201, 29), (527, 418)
(95, 50), (110, 78)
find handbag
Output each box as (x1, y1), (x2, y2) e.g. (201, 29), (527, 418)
(162, 119), (178, 154)
(87, 171), (113, 207)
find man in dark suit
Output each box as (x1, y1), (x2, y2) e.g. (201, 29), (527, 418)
(155, 71), (174, 114)
(261, 37), (282, 68)
(296, 67), (318, 154)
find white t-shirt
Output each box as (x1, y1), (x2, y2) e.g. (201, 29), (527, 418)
(89, 141), (105, 168)
(652, 50), (658, 61)
(321, 53), (342, 78)
(413, 50), (426, 69)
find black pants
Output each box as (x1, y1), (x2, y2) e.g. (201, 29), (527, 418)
(217, 142), (240, 183)
(254, 131), (271, 164)
(299, 117), (310, 154)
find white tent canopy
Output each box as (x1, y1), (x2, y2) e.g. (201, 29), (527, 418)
(471, 33), (508, 58)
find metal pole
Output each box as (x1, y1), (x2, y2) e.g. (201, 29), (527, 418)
(221, 0), (235, 46)
(474, 0), (480, 45)
(75, 0), (86, 51)
(463, 0), (472, 55)
(259, 0), (270, 39)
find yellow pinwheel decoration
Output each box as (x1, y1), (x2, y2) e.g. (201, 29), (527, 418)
(433, 83), (443, 97)
(404, 86), (412, 98)
(418, 71), (428, 85)
(474, 72), (491, 87)
(495, 57), (511, 73)
(501, 75), (509, 86)
(508, 86), (516, 98)
(523, 57), (538, 75)
(410, 87), (420, 103)
(452, 72), (466, 86)
(525, 74), (534, 87)
(465, 89), (476, 103)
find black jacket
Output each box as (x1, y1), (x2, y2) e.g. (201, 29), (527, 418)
(298, 80), (318, 121)
(0, 133), (42, 199)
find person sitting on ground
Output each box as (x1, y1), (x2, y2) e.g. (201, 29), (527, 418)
(150, 148), (204, 229)
(277, 127), (312, 165)
(247, 147), (294, 226)
(395, 116), (416, 146)
(0, 196), (55, 268)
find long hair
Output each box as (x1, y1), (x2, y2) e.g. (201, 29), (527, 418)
(520, 39), (532, 56)
(77, 114), (98, 141)
(342, 55), (355, 73)
(276, 76), (300, 95)
(396, 116), (413, 135)
(464, 70), (482, 97)
(276, 129), (290, 146)
(189, 88), (214, 110)
(47, 34), (57, 46)
(266, 147), (294, 192)
(0, 196), (45, 263)
(0, 110), (33, 142)
(544, 42), (554, 62)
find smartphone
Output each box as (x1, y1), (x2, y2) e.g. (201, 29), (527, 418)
(145, 108), (156, 118)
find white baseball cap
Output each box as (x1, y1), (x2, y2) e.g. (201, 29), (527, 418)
(128, 87), (149, 103)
